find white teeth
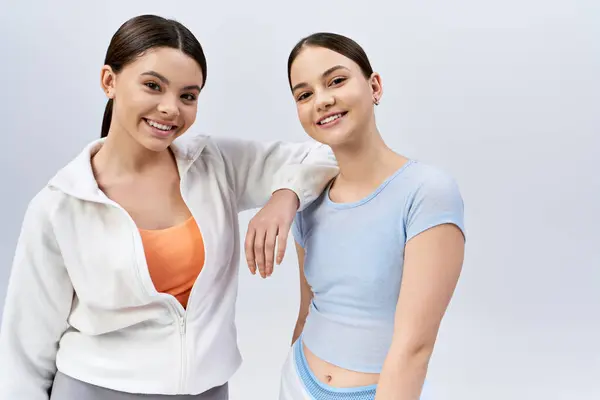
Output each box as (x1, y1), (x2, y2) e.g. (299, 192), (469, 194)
(318, 113), (343, 125)
(147, 119), (174, 131)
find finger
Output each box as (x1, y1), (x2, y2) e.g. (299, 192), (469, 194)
(264, 225), (278, 277)
(254, 228), (267, 278)
(276, 222), (290, 265)
(244, 225), (257, 275)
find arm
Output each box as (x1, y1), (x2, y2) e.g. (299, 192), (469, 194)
(375, 173), (466, 400)
(216, 136), (338, 277)
(291, 241), (313, 345)
(214, 137), (338, 212)
(0, 192), (74, 400)
(375, 224), (464, 399)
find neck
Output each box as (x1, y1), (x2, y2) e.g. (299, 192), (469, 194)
(331, 127), (403, 186)
(92, 126), (170, 179)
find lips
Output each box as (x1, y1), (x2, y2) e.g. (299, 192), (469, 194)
(143, 118), (178, 132)
(316, 111), (348, 126)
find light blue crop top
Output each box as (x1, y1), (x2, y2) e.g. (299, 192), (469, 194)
(292, 159), (466, 373)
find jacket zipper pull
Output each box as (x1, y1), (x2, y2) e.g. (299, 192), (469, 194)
(180, 318), (186, 335)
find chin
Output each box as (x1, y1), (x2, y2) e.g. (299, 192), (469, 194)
(147, 142), (171, 153)
(135, 135), (175, 153)
(312, 129), (355, 148)
(139, 127), (184, 152)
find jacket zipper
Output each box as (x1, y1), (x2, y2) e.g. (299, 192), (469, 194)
(178, 315), (187, 392)
(176, 170), (200, 393)
(100, 195), (190, 393)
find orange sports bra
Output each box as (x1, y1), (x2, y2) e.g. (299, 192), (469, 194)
(139, 216), (205, 309)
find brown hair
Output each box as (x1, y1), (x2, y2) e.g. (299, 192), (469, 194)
(287, 32), (374, 89)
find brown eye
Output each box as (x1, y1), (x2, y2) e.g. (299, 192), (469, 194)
(330, 77), (346, 86)
(297, 92), (311, 101)
(145, 82), (160, 91)
(181, 93), (197, 101)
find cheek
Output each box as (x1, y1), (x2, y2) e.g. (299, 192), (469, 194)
(123, 88), (154, 116)
(182, 104), (197, 123)
(297, 105), (313, 129)
(345, 93), (372, 125)
(296, 104), (322, 140)
(342, 86), (367, 108)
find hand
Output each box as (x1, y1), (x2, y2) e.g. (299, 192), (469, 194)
(245, 189), (300, 278)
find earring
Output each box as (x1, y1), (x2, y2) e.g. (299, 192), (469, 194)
(374, 97), (380, 106)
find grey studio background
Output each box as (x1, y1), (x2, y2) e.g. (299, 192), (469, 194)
(0, 1), (598, 399)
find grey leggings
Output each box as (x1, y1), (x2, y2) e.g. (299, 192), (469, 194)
(50, 371), (228, 400)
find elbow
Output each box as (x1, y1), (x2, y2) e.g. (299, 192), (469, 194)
(388, 339), (436, 368)
(409, 342), (435, 362)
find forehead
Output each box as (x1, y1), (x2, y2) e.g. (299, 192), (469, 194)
(124, 47), (204, 85)
(290, 46), (360, 85)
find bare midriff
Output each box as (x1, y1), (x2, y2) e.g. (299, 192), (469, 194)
(302, 342), (379, 388)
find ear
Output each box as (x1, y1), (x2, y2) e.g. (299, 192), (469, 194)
(369, 72), (383, 105)
(100, 65), (117, 99)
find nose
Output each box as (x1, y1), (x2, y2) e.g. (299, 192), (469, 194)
(314, 89), (335, 112)
(157, 94), (180, 118)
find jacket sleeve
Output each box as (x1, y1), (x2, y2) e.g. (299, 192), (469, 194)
(0, 190), (74, 400)
(213, 137), (339, 212)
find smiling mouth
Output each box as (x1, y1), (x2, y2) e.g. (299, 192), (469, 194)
(143, 118), (178, 132)
(317, 112), (348, 126)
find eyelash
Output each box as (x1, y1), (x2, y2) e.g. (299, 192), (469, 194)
(145, 82), (160, 91)
(144, 82), (197, 102)
(296, 76), (347, 101)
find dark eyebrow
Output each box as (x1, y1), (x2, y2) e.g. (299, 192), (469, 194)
(141, 71), (169, 84)
(182, 84), (202, 92)
(291, 65), (350, 93)
(141, 71), (201, 92)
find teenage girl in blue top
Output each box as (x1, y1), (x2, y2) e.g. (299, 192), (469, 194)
(274, 33), (467, 400)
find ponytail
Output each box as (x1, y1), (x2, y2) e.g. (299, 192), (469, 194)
(101, 99), (113, 138)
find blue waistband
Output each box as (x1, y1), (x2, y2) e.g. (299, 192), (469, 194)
(293, 338), (377, 399)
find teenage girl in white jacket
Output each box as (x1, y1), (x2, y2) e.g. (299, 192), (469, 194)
(0, 15), (338, 400)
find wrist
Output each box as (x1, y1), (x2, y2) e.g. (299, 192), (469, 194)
(272, 188), (300, 210)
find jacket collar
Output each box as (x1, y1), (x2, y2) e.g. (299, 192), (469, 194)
(48, 132), (210, 202)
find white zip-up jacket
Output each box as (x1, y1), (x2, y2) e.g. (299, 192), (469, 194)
(0, 133), (339, 399)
